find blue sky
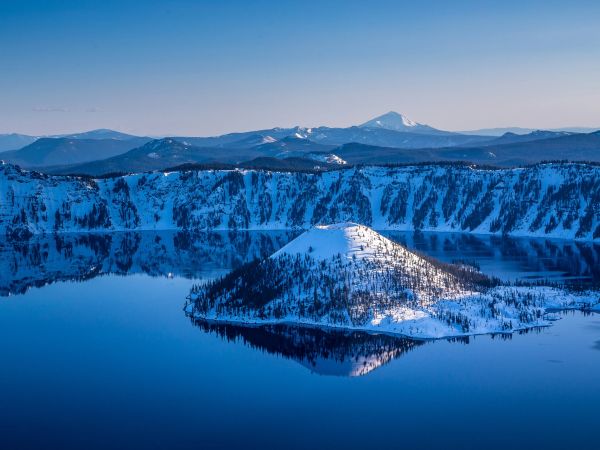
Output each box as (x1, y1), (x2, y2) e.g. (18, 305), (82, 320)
(1, 0), (599, 135)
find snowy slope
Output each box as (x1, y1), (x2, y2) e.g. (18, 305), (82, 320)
(271, 223), (388, 260)
(0, 161), (598, 240)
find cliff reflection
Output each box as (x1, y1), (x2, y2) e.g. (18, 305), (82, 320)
(0, 230), (297, 296)
(1, 230), (598, 297)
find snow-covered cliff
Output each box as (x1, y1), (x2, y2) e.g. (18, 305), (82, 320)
(1, 162), (599, 240)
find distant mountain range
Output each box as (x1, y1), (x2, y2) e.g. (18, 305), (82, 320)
(2, 113), (600, 175)
(43, 138), (344, 175)
(328, 131), (600, 166)
(1, 136), (150, 168)
(53, 129), (141, 141)
(460, 126), (600, 136)
(0, 128), (141, 152)
(0, 133), (38, 152)
(469, 130), (573, 146)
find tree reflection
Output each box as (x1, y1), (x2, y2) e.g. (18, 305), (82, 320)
(189, 318), (425, 377)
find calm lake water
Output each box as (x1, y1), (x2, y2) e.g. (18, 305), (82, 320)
(1, 231), (598, 450)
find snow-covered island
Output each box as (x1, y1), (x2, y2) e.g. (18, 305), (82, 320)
(185, 223), (599, 339)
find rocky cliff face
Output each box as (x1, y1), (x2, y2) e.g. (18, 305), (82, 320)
(1, 162), (599, 240)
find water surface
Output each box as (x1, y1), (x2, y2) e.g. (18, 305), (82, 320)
(0, 231), (598, 449)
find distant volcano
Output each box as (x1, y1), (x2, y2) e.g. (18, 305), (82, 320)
(359, 111), (441, 134)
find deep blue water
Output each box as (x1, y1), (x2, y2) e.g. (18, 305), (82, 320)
(0, 231), (598, 450)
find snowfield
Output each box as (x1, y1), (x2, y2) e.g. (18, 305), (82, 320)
(186, 224), (600, 339)
(270, 222), (396, 261)
(0, 161), (598, 240)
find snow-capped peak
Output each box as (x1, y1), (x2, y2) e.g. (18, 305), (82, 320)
(359, 111), (437, 133)
(384, 111), (417, 127)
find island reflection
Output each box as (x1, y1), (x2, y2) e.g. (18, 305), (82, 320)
(187, 318), (550, 376)
(189, 319), (426, 377)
